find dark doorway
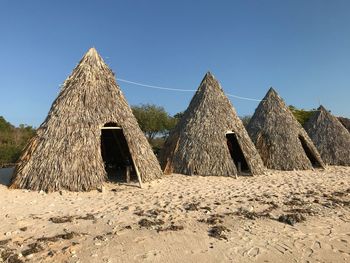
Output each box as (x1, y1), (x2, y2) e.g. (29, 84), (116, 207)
(226, 133), (251, 174)
(298, 135), (322, 168)
(101, 125), (137, 183)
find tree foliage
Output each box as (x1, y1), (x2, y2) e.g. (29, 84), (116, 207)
(132, 104), (176, 140)
(288, 105), (315, 126)
(0, 116), (36, 166)
(173, 111), (184, 121)
(240, 115), (252, 128)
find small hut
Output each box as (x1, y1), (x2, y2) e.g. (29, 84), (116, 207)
(247, 88), (325, 170)
(304, 106), (350, 166)
(338, 116), (350, 132)
(10, 48), (162, 192)
(160, 72), (265, 176)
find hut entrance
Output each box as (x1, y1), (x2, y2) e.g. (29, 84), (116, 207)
(100, 124), (138, 184)
(226, 133), (251, 175)
(298, 135), (322, 168)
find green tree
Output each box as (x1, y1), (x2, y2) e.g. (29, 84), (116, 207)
(289, 105), (315, 126)
(0, 116), (36, 166)
(173, 111), (184, 120)
(132, 104), (176, 140)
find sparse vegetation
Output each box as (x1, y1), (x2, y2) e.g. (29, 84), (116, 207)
(0, 116), (35, 166)
(131, 104), (176, 140)
(131, 104), (182, 155)
(288, 105), (315, 126)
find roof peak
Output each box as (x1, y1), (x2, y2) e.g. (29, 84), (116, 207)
(205, 71), (213, 76)
(84, 47), (101, 59)
(86, 47), (98, 54)
(202, 71), (216, 81)
(76, 47), (107, 70)
(198, 71), (221, 91)
(318, 105), (327, 112)
(261, 87), (280, 102)
(267, 87), (277, 95)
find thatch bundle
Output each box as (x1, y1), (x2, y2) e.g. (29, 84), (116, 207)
(10, 48), (162, 192)
(304, 106), (350, 166)
(159, 72), (265, 176)
(247, 88), (325, 170)
(338, 117), (350, 132)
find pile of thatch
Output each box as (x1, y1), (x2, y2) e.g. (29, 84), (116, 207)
(10, 48), (162, 192)
(159, 72), (265, 176)
(304, 106), (350, 166)
(338, 117), (350, 132)
(247, 88), (325, 170)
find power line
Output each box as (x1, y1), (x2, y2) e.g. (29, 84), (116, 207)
(117, 78), (196, 92)
(117, 78), (263, 102)
(225, 93), (263, 102)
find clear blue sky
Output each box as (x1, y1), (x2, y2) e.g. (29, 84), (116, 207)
(1, 0), (350, 127)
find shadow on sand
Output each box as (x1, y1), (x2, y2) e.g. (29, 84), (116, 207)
(0, 167), (14, 186)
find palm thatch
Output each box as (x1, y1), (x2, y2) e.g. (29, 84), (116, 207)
(10, 48), (162, 192)
(247, 88), (325, 170)
(304, 106), (350, 166)
(338, 116), (350, 132)
(159, 72), (265, 176)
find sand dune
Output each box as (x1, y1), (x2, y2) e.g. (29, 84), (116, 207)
(0, 166), (349, 262)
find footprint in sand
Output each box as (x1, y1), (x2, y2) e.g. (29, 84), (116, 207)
(242, 247), (261, 257)
(134, 236), (146, 244)
(305, 248), (314, 257)
(134, 250), (160, 261)
(247, 247), (260, 257)
(293, 239), (306, 250)
(313, 241), (321, 249)
(273, 243), (293, 255)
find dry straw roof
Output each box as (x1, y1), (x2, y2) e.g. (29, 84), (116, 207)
(247, 88), (325, 170)
(304, 106), (350, 166)
(160, 72), (265, 176)
(338, 117), (350, 132)
(10, 48), (162, 192)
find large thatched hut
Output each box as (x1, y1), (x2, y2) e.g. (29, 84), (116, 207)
(247, 88), (325, 170)
(159, 72), (265, 176)
(304, 106), (350, 166)
(10, 48), (162, 192)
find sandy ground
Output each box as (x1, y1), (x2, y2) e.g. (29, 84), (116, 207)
(0, 167), (350, 263)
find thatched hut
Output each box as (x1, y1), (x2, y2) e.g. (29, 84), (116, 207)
(338, 116), (350, 132)
(10, 48), (162, 192)
(304, 106), (350, 166)
(247, 88), (325, 170)
(159, 72), (265, 176)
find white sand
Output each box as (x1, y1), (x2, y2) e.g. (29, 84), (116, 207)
(0, 166), (349, 262)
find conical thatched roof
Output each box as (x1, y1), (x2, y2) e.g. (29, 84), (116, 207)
(304, 106), (350, 166)
(247, 88), (325, 170)
(10, 48), (162, 192)
(159, 72), (265, 176)
(338, 116), (350, 132)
